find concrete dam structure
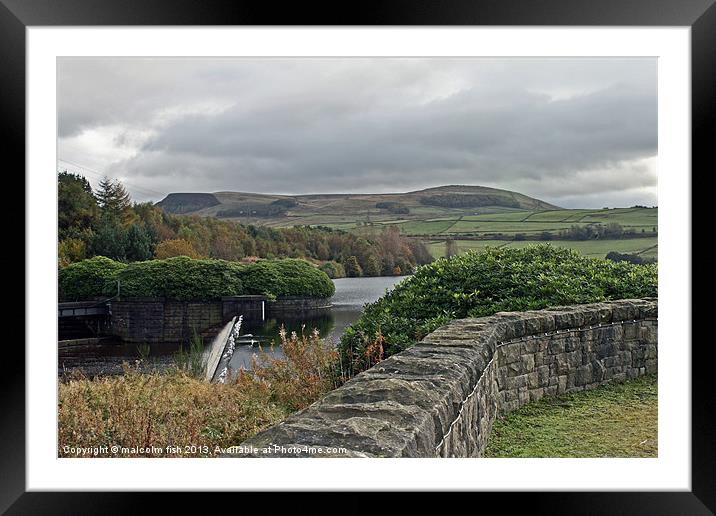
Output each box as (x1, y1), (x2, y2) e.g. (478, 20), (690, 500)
(237, 298), (657, 457)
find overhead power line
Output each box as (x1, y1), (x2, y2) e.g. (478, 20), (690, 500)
(57, 158), (167, 199)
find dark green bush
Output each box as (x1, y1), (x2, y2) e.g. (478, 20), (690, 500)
(339, 245), (657, 373)
(59, 256), (335, 302)
(240, 259), (335, 298)
(112, 256), (244, 300)
(58, 256), (127, 301)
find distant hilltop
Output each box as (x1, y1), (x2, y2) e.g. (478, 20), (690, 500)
(156, 185), (560, 224)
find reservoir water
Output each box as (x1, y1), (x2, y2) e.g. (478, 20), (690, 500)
(58, 275), (407, 377)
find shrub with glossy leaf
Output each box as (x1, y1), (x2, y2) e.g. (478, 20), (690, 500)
(111, 256), (244, 300)
(239, 259), (335, 299)
(58, 256), (127, 301)
(338, 245), (657, 372)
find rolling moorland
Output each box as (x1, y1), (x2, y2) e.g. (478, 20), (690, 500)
(157, 185), (658, 261)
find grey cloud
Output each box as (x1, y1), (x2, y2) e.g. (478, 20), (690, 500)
(58, 57), (657, 207)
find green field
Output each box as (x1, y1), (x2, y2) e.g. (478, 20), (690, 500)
(522, 209), (598, 222)
(282, 206), (659, 262)
(399, 219), (458, 235)
(388, 207), (658, 237)
(447, 219), (577, 234)
(484, 375), (657, 458)
(409, 206), (658, 261)
(426, 237), (658, 261)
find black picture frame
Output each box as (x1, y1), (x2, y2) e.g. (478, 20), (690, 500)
(2, 0), (708, 512)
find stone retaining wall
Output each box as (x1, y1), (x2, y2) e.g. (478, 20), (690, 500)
(267, 296), (332, 316)
(110, 298), (223, 343)
(237, 298), (657, 457)
(109, 295), (328, 343)
(110, 296), (266, 343)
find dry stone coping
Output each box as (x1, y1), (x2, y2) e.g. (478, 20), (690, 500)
(235, 298), (657, 458)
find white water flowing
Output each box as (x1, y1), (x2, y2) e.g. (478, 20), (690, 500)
(203, 315), (242, 382)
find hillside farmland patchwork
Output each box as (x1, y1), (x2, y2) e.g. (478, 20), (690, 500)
(156, 185), (657, 261)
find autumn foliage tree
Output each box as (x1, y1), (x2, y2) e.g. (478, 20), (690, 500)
(343, 256), (363, 277)
(57, 172), (433, 272)
(155, 239), (203, 259)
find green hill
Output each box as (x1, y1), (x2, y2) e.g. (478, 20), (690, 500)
(156, 185), (559, 227)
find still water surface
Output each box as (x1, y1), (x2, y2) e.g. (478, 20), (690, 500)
(58, 276), (407, 377)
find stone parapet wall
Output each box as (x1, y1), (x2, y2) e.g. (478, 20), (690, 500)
(238, 298), (657, 457)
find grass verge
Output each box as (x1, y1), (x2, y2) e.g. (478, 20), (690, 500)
(483, 375), (657, 458)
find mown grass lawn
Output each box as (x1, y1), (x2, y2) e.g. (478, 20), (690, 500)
(484, 375), (657, 458)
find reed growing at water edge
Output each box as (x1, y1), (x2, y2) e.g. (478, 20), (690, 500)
(173, 330), (206, 378)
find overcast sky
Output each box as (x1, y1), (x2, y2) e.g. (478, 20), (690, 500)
(58, 57), (657, 208)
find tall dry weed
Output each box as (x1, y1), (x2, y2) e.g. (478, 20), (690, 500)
(58, 363), (287, 457)
(236, 326), (345, 412)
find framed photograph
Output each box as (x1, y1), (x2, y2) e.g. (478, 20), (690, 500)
(4, 0), (709, 511)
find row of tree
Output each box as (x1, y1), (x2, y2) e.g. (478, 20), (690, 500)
(605, 251), (656, 265)
(58, 172), (434, 275)
(556, 223), (655, 241)
(456, 223), (656, 241)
